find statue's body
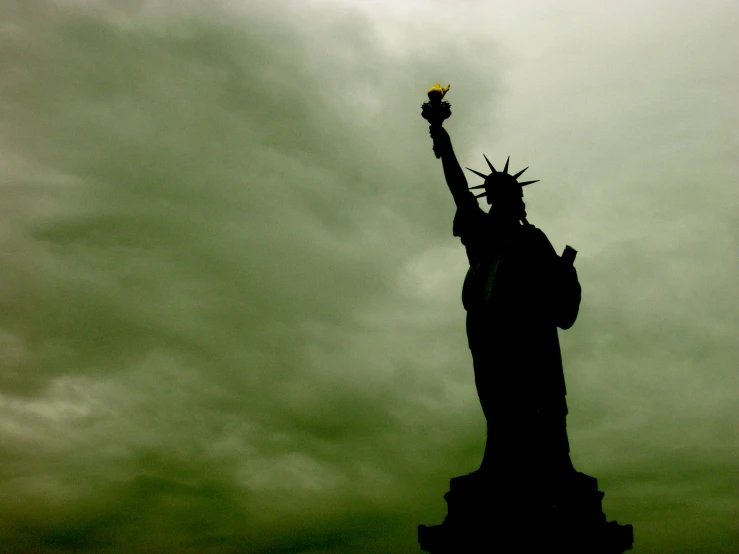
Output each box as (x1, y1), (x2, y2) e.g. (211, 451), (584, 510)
(429, 125), (581, 483)
(419, 100), (634, 552)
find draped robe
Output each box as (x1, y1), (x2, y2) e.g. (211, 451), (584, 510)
(452, 191), (581, 474)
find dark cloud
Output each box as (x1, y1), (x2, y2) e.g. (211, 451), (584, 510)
(0, 0), (736, 552)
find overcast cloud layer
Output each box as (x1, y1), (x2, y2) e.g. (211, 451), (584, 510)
(0, 1), (737, 552)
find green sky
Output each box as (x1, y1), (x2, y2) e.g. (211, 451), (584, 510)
(0, 0), (736, 552)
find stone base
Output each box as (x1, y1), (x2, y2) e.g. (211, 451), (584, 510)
(418, 471), (633, 553)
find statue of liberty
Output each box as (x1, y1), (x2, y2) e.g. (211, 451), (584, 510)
(418, 84), (634, 554)
(424, 85), (581, 484)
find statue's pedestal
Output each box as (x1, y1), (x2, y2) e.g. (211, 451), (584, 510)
(418, 471), (633, 553)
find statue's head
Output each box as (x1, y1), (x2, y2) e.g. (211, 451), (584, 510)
(465, 155), (539, 222)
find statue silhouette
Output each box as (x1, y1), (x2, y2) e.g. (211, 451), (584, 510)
(418, 121), (634, 553)
(431, 124), (580, 484)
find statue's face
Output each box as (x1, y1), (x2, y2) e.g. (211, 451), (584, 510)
(486, 186), (526, 221)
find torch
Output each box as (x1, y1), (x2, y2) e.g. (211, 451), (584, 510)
(421, 83), (451, 158)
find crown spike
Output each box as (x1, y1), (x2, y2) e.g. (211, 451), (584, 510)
(512, 166), (529, 180)
(519, 180), (540, 186)
(503, 156), (510, 174)
(465, 167), (488, 179)
(482, 154), (496, 173)
(474, 191), (487, 198)
(468, 184), (486, 190)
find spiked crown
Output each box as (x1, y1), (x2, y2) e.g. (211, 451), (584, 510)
(466, 155), (539, 198)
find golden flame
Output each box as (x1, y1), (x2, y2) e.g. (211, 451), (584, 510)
(427, 83), (450, 99)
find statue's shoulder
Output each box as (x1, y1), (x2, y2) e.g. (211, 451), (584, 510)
(521, 221), (547, 239)
(519, 223), (556, 255)
(520, 223), (550, 246)
(518, 221), (539, 238)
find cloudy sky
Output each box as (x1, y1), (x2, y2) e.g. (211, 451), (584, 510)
(0, 0), (736, 552)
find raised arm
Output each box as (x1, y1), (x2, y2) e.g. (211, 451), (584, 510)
(429, 125), (474, 209)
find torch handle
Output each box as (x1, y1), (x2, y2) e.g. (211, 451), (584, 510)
(421, 94), (452, 159)
(429, 123), (449, 159)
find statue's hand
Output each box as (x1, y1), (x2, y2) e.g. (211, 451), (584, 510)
(429, 125), (452, 159)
